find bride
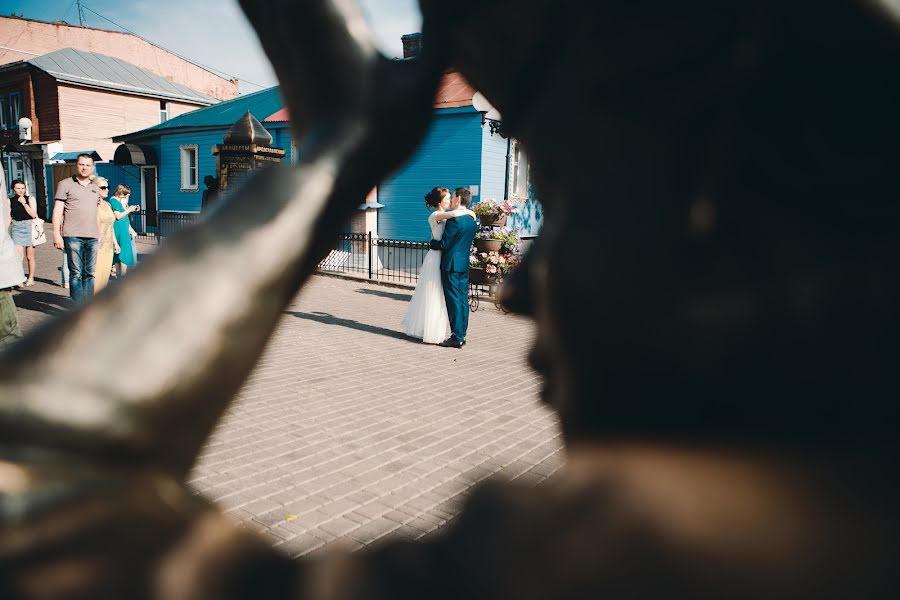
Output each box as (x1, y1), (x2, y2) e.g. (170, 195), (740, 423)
(402, 187), (476, 344)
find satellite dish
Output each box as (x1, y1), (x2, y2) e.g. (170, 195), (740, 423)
(485, 107), (502, 120)
(472, 91), (493, 113)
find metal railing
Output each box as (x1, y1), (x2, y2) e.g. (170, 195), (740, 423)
(124, 223), (437, 284)
(128, 210), (155, 242)
(158, 212), (200, 243)
(128, 210), (201, 244)
(318, 233), (431, 284)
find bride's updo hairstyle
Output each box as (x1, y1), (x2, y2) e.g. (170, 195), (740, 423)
(424, 187), (450, 210)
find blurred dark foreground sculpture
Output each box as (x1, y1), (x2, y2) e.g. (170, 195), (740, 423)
(2, 0), (900, 598)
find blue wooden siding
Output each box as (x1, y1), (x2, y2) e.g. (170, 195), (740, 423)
(158, 129), (223, 212)
(508, 176), (543, 236)
(479, 125), (508, 201)
(378, 109), (483, 241)
(271, 127), (293, 156)
(95, 164), (143, 209)
(156, 124), (292, 212)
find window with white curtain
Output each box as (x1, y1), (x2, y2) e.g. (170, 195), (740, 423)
(508, 139), (529, 199)
(180, 145), (199, 190)
(8, 92), (21, 128)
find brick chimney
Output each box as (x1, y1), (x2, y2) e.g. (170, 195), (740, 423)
(401, 33), (422, 58)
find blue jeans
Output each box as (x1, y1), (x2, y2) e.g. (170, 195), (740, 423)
(64, 237), (98, 302)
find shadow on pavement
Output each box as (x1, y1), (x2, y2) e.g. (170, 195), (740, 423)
(355, 288), (412, 302)
(13, 290), (71, 316)
(286, 310), (415, 342)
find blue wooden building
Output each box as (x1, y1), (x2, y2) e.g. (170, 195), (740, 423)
(111, 87), (288, 227)
(112, 72), (542, 240)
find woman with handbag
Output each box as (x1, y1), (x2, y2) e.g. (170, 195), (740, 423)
(8, 179), (39, 287)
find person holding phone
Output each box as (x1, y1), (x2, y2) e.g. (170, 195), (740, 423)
(109, 184), (139, 277)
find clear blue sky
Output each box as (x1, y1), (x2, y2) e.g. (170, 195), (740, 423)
(3, 0), (422, 93)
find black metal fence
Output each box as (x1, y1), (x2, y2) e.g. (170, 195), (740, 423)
(318, 233), (431, 284)
(128, 210), (154, 242)
(125, 221), (433, 285)
(128, 210), (200, 244)
(158, 212), (200, 242)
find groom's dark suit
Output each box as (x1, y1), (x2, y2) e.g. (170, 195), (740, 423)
(430, 214), (477, 345)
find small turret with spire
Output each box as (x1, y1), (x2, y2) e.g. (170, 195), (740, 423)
(223, 111), (274, 147)
(211, 112), (286, 198)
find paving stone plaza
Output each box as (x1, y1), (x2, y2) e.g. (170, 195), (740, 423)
(14, 241), (564, 557)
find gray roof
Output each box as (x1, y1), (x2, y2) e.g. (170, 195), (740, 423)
(28, 48), (217, 105)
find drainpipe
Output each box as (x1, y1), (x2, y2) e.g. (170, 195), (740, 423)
(503, 138), (511, 200)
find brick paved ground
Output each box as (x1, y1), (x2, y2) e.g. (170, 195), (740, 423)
(16, 240), (564, 557)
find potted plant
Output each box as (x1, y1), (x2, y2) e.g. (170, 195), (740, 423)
(473, 226), (520, 253)
(472, 198), (518, 227)
(469, 250), (520, 285)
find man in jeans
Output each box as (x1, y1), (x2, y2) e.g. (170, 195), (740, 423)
(53, 154), (101, 302)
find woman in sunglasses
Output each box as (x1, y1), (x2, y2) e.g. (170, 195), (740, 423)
(92, 176), (119, 292)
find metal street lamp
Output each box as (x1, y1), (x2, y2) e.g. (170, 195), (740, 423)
(18, 117), (32, 142)
(473, 91), (504, 136)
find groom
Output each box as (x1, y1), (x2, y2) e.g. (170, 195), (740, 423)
(430, 187), (478, 348)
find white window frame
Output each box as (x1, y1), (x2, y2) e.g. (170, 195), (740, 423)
(8, 92), (20, 129)
(180, 144), (199, 191)
(508, 139), (529, 199)
(160, 100), (170, 124)
(0, 96), (6, 130)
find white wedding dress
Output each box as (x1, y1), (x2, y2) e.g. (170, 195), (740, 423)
(401, 212), (450, 344)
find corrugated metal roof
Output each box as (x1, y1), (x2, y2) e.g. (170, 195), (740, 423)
(434, 71), (474, 108)
(51, 150), (102, 162)
(28, 48), (216, 105)
(119, 71), (470, 140)
(117, 86), (284, 140)
(261, 72), (475, 125)
(264, 107), (290, 123)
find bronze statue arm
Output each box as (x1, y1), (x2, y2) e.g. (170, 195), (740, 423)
(0, 1), (450, 597)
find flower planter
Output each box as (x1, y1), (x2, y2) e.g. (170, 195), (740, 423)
(479, 215), (507, 227)
(469, 267), (500, 285)
(473, 238), (503, 253)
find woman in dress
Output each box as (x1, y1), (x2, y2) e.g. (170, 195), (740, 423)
(401, 187), (476, 344)
(8, 179), (38, 287)
(108, 184), (139, 277)
(92, 177), (119, 292)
